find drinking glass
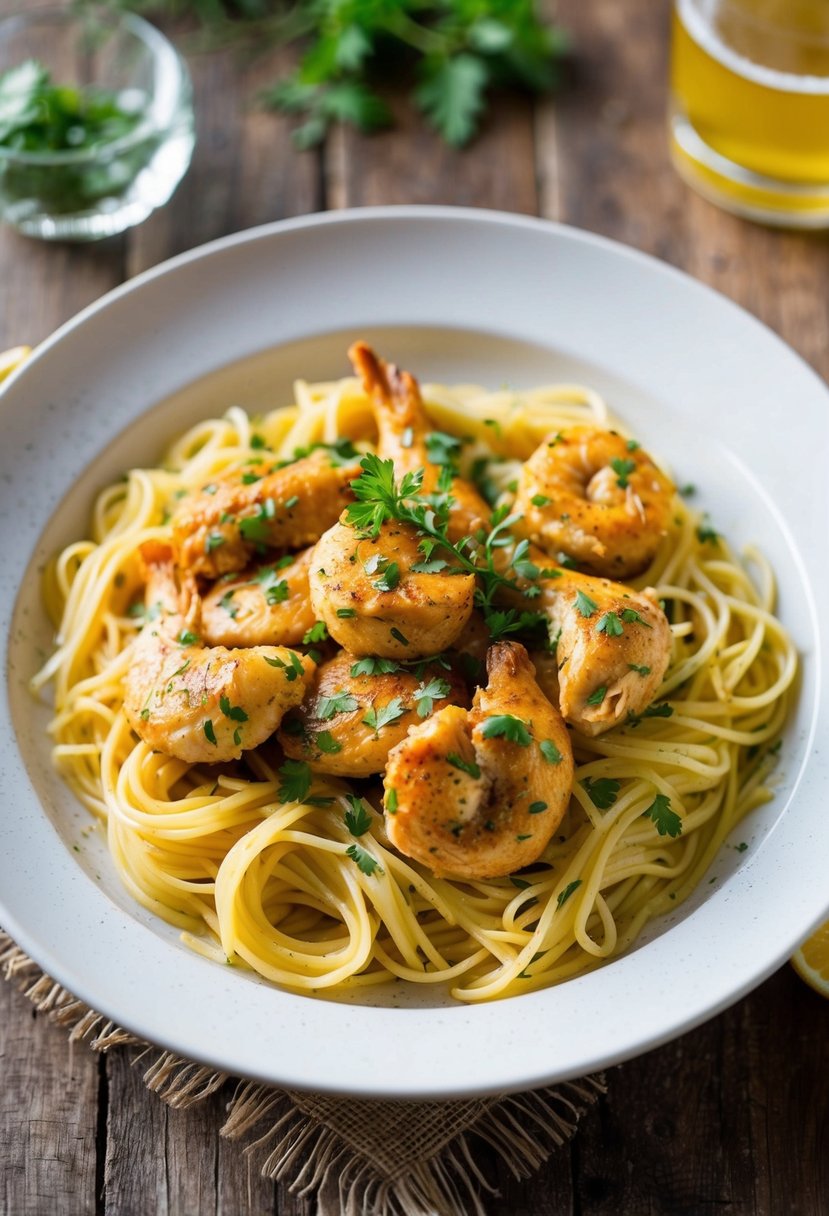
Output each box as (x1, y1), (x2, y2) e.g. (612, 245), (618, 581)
(0, 7), (194, 241)
(669, 0), (829, 226)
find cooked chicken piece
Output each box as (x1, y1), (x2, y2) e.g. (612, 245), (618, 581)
(383, 642), (574, 879)
(200, 546), (317, 648)
(499, 555), (672, 736)
(278, 651), (468, 777)
(123, 542), (315, 762)
(515, 425), (674, 577)
(349, 340), (490, 543)
(309, 515), (476, 659)
(172, 449), (360, 578)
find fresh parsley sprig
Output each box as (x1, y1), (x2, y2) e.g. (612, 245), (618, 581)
(344, 453), (544, 641)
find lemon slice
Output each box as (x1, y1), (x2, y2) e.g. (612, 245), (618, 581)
(0, 345), (31, 385)
(791, 919), (829, 997)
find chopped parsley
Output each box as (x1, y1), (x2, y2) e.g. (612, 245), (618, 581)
(346, 843), (382, 876)
(239, 498), (276, 544)
(556, 879), (582, 908)
(447, 752), (481, 779)
(316, 730), (341, 754)
(586, 685), (607, 706)
(628, 662), (651, 676)
(277, 759), (312, 803)
(303, 621), (329, 644)
(539, 740), (563, 765)
(528, 800), (548, 815)
(413, 677), (451, 718)
(643, 792), (682, 837)
(203, 720), (218, 746)
(390, 627), (410, 646)
(610, 457), (637, 489)
(373, 561), (400, 592)
(574, 589), (598, 618)
(363, 698), (407, 733)
(219, 696), (248, 723)
(177, 629), (200, 646)
(317, 690), (359, 720)
(620, 607), (652, 628)
(344, 794), (373, 836)
(481, 714), (532, 746)
(596, 611), (624, 637)
(530, 493), (551, 507)
(350, 656), (401, 677)
(582, 777), (620, 810)
(425, 430), (462, 468)
(337, 607), (357, 618)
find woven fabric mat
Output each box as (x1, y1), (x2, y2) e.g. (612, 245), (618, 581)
(1, 930), (604, 1215)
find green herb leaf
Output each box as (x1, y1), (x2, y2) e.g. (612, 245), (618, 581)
(610, 457), (637, 488)
(586, 685), (607, 706)
(644, 792), (682, 837)
(481, 714), (532, 746)
(277, 759), (312, 803)
(556, 879), (582, 908)
(363, 698), (407, 733)
(447, 752), (482, 779)
(344, 794), (373, 837)
(416, 53), (488, 147)
(316, 730), (341, 754)
(317, 690), (359, 720)
(346, 842), (382, 876)
(539, 740), (562, 764)
(219, 696), (248, 723)
(582, 777), (620, 810)
(303, 620), (329, 644)
(574, 589), (598, 618)
(413, 676), (451, 718)
(596, 611), (624, 637)
(203, 720), (217, 747)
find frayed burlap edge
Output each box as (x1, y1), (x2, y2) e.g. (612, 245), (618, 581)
(1, 930), (605, 1216)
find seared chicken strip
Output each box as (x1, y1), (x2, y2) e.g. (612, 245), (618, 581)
(278, 651), (468, 777)
(383, 642), (574, 879)
(123, 542), (315, 762)
(172, 449), (360, 578)
(310, 516), (476, 659)
(200, 546), (317, 648)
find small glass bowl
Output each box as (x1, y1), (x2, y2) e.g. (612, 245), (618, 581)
(0, 7), (195, 241)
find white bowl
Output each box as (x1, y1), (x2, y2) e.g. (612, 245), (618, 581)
(1, 207), (827, 1098)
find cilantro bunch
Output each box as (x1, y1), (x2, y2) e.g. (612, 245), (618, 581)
(99, 0), (566, 147)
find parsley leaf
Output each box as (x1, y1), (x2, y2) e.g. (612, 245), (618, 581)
(350, 656), (401, 677)
(413, 677), (451, 718)
(277, 759), (312, 803)
(373, 561), (400, 592)
(644, 793), (682, 837)
(556, 879), (582, 908)
(447, 752), (482, 779)
(610, 457), (637, 488)
(582, 777), (620, 810)
(481, 714), (532, 746)
(344, 795), (373, 837)
(219, 696), (248, 723)
(596, 611), (624, 637)
(303, 620), (329, 644)
(316, 730), (341, 754)
(539, 740), (563, 764)
(317, 690), (359, 720)
(574, 589), (597, 618)
(363, 698), (407, 733)
(346, 842), (382, 876)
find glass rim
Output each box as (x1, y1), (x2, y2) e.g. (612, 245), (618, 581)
(0, 5), (190, 166)
(676, 0), (829, 51)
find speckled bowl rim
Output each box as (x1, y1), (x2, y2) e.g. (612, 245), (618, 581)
(0, 207), (826, 1099)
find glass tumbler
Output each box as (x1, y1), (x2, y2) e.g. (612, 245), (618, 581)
(669, 0), (829, 226)
(0, 7), (194, 241)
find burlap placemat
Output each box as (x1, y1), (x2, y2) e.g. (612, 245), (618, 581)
(1, 929), (604, 1215)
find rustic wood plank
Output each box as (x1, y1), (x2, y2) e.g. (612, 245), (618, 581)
(126, 42), (322, 277)
(0, 983), (99, 1215)
(328, 89), (538, 214)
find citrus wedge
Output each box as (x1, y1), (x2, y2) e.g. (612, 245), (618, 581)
(0, 345), (31, 385)
(791, 919), (829, 998)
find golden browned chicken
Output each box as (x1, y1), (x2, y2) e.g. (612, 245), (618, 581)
(383, 642), (574, 879)
(309, 516), (476, 659)
(500, 560), (672, 736)
(172, 449), (360, 578)
(278, 651), (468, 777)
(123, 542), (315, 762)
(349, 340), (490, 543)
(515, 426), (674, 578)
(200, 546), (317, 648)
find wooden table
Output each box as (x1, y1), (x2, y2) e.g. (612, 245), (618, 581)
(2, 3), (827, 1212)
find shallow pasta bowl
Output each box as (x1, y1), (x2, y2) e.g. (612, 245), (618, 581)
(1, 207), (827, 1099)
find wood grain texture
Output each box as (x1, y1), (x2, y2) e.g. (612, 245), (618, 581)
(2, 0), (829, 1213)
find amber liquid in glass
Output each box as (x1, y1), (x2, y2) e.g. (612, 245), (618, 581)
(670, 0), (829, 223)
